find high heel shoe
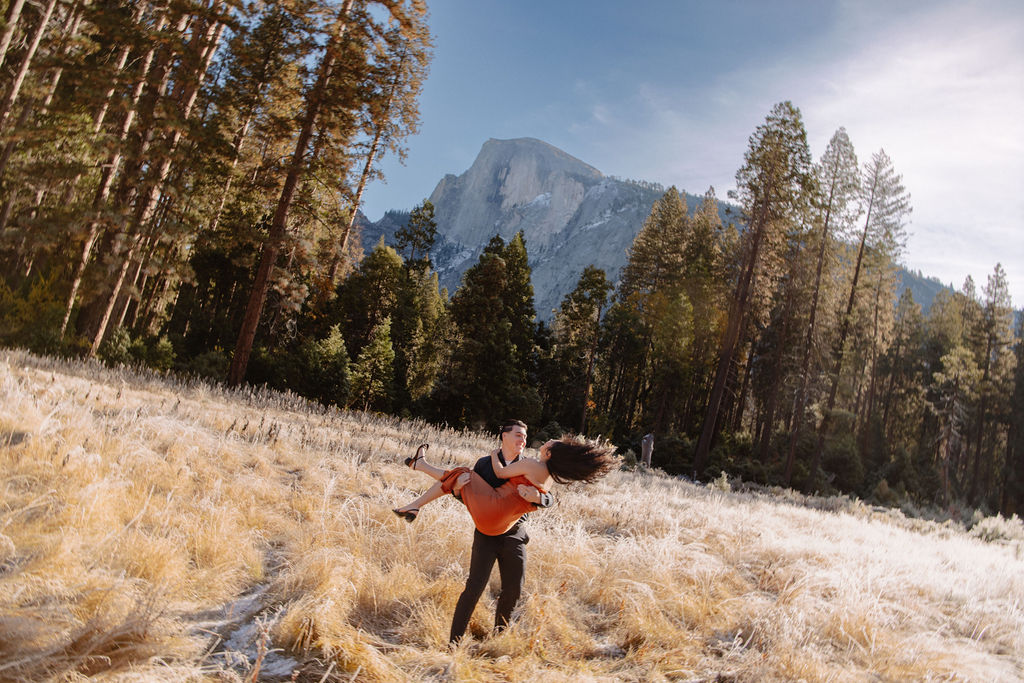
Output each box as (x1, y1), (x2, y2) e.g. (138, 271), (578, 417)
(393, 508), (418, 523)
(404, 443), (428, 470)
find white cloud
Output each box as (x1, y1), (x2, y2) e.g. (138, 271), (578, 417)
(805, 1), (1024, 305)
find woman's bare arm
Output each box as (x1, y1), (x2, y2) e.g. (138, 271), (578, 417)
(490, 448), (535, 479)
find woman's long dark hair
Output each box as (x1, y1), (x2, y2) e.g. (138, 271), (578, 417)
(545, 435), (617, 484)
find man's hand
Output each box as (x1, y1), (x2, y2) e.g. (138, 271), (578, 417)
(517, 484), (541, 504)
(454, 472), (471, 494)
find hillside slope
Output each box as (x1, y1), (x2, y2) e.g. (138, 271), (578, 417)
(1, 349), (1022, 681)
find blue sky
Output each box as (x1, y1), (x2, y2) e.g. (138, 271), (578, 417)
(361, 0), (1024, 307)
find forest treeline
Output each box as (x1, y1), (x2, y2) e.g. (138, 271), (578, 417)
(0, 1), (1020, 516)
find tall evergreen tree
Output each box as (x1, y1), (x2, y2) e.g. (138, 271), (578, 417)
(619, 187), (688, 304)
(812, 149), (911, 483)
(401, 267), (449, 404)
(349, 316), (394, 412)
(785, 127), (860, 483)
(333, 239), (404, 354)
(552, 265), (612, 432)
(500, 231), (538, 384)
(676, 189), (731, 433)
(446, 250), (516, 427)
(694, 101), (815, 475)
(616, 187), (692, 432)
(878, 288), (926, 451)
(1003, 314), (1024, 515)
(967, 263), (1015, 504)
(394, 198), (436, 271)
(330, 22), (430, 282)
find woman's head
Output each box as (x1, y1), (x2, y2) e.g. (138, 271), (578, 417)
(541, 435), (617, 485)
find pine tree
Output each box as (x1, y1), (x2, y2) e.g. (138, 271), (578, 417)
(501, 231), (537, 385)
(349, 316), (394, 412)
(966, 263), (1015, 504)
(675, 189), (730, 433)
(333, 239), (404, 354)
(389, 259), (446, 411)
(931, 345), (981, 505)
(694, 101), (815, 475)
(785, 128), (859, 484)
(329, 21), (430, 282)
(616, 187), (692, 432)
(812, 149), (910, 484)
(878, 288), (926, 449)
(552, 265), (612, 432)
(1002, 314), (1024, 515)
(588, 300), (642, 438)
(301, 323), (351, 407)
(403, 269), (450, 405)
(394, 198), (436, 271)
(619, 187), (688, 304)
(447, 251), (516, 427)
(86, 0), (231, 357)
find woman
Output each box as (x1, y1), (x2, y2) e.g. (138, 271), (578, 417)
(393, 434), (616, 536)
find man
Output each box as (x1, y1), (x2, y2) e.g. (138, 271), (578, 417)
(448, 419), (553, 644)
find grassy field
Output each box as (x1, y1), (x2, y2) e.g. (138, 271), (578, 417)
(1, 348), (1022, 682)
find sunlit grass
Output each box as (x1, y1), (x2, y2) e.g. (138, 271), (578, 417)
(1, 348), (1022, 681)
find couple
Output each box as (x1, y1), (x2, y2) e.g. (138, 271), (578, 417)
(393, 420), (615, 644)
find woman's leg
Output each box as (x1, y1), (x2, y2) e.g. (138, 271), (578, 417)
(409, 457), (446, 481)
(395, 479), (448, 513)
(404, 444), (447, 481)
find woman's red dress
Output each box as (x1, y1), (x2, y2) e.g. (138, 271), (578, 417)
(439, 467), (545, 535)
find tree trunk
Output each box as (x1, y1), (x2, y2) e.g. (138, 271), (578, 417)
(0, 0), (27, 69)
(858, 270), (885, 460)
(730, 341), (754, 434)
(0, 0), (57, 133)
(228, 0), (356, 385)
(968, 339), (992, 502)
(757, 350), (784, 462)
(328, 122), (383, 283)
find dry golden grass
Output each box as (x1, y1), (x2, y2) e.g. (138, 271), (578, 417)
(1, 347), (1022, 682)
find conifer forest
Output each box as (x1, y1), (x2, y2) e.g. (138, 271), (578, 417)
(1, 1), (1021, 517)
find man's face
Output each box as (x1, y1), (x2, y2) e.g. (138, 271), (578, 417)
(501, 425), (527, 456)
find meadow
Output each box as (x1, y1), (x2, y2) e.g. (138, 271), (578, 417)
(1, 348), (1022, 682)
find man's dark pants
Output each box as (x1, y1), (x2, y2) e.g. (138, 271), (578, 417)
(448, 525), (527, 642)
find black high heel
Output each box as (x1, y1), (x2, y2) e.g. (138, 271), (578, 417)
(393, 508), (418, 523)
(404, 443), (428, 470)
